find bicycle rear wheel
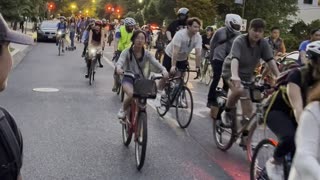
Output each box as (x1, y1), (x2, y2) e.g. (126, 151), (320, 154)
(135, 111), (147, 170)
(175, 86), (193, 128)
(250, 139), (277, 180)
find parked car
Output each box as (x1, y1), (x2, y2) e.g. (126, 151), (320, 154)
(37, 20), (59, 42)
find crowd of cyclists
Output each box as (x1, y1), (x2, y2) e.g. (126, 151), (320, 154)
(50, 7), (320, 179)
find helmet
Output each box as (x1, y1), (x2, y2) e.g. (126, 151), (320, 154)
(306, 41), (320, 61)
(59, 16), (66, 20)
(225, 14), (242, 32)
(177, 8), (189, 16)
(102, 18), (107, 23)
(124, 17), (136, 26)
(95, 20), (102, 26)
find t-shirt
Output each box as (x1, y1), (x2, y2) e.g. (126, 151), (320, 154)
(202, 34), (212, 51)
(57, 22), (67, 32)
(167, 20), (187, 39)
(222, 34), (273, 81)
(298, 40), (311, 64)
(165, 28), (202, 61)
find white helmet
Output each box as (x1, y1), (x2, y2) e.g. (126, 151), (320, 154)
(124, 17), (136, 26)
(225, 14), (242, 32)
(306, 41), (320, 60)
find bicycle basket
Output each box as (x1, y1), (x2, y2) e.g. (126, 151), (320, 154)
(133, 79), (157, 99)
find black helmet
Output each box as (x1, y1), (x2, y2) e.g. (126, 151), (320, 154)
(177, 8), (189, 16)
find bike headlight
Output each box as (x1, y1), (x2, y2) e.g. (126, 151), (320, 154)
(91, 49), (97, 54)
(57, 31), (62, 35)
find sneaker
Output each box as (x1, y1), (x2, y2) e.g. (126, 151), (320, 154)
(112, 85), (118, 92)
(99, 64), (104, 68)
(221, 110), (233, 128)
(85, 74), (89, 78)
(178, 95), (187, 108)
(266, 158), (284, 180)
(117, 108), (126, 119)
(62, 49), (65, 53)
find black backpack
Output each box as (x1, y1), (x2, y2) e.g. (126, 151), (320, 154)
(0, 107), (23, 180)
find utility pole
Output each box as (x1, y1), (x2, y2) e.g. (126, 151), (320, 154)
(241, 0), (246, 18)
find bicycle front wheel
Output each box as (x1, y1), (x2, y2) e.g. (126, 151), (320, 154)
(175, 86), (193, 128)
(58, 41), (61, 56)
(122, 107), (133, 146)
(250, 139), (277, 180)
(135, 111), (148, 170)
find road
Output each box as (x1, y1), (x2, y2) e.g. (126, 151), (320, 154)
(0, 41), (251, 180)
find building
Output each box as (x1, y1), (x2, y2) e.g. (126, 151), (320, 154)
(295, 0), (320, 23)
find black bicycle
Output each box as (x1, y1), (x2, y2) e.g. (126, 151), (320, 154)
(88, 48), (101, 85)
(156, 68), (197, 128)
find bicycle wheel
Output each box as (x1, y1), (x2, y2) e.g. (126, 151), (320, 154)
(156, 86), (170, 117)
(135, 111), (147, 170)
(246, 122), (277, 162)
(122, 107), (133, 146)
(205, 65), (213, 85)
(58, 41), (61, 56)
(212, 113), (235, 151)
(175, 86), (193, 128)
(250, 139), (277, 180)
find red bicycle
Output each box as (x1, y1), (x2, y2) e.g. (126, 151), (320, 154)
(121, 71), (160, 170)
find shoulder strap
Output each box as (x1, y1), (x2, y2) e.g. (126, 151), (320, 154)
(0, 110), (22, 172)
(129, 48), (145, 78)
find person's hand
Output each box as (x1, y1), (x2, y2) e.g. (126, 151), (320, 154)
(230, 76), (241, 88)
(170, 66), (176, 74)
(116, 67), (124, 75)
(162, 70), (169, 79)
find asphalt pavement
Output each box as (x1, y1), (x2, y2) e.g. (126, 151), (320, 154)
(0, 41), (251, 180)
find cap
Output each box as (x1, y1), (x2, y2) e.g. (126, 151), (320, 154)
(0, 14), (33, 45)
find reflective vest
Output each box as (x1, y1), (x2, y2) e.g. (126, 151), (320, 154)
(117, 26), (133, 51)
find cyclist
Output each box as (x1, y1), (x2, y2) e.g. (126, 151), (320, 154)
(154, 17), (202, 107)
(166, 7), (189, 42)
(265, 41), (320, 179)
(85, 20), (105, 78)
(112, 17), (136, 92)
(265, 26), (286, 58)
(56, 16), (68, 53)
(155, 26), (168, 61)
(115, 30), (169, 119)
(81, 19), (95, 57)
(220, 18), (279, 128)
(197, 26), (213, 80)
(298, 29), (320, 65)
(69, 17), (77, 49)
(206, 14), (242, 108)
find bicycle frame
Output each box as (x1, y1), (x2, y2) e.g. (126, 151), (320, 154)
(129, 98), (147, 140)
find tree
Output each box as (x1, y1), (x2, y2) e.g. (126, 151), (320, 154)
(176, 0), (216, 27)
(143, 1), (163, 25)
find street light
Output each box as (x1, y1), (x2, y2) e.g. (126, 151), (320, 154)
(138, 0), (143, 3)
(92, 0), (96, 3)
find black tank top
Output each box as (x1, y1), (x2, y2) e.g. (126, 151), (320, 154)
(92, 30), (101, 42)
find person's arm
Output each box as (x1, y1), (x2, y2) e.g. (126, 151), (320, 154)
(266, 60), (280, 78)
(229, 37), (242, 81)
(292, 104), (320, 178)
(166, 22), (174, 41)
(115, 50), (127, 74)
(148, 52), (167, 74)
(299, 41), (308, 65)
(195, 48), (201, 68)
(280, 39), (286, 54)
(171, 44), (180, 68)
(166, 31), (172, 42)
(287, 82), (304, 122)
(88, 30), (92, 49)
(209, 30), (223, 61)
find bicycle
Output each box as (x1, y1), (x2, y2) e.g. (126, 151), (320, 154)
(212, 81), (273, 162)
(200, 51), (213, 85)
(56, 31), (64, 56)
(121, 71), (160, 170)
(250, 138), (293, 180)
(88, 48), (101, 86)
(156, 68), (198, 128)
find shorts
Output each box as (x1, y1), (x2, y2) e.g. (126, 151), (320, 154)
(162, 53), (189, 72)
(122, 76), (134, 86)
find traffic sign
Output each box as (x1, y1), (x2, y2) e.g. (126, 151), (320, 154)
(241, 19), (247, 32)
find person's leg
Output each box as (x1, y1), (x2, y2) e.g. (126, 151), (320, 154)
(207, 60), (223, 107)
(82, 42), (88, 57)
(70, 32), (75, 47)
(267, 110), (297, 162)
(154, 53), (171, 107)
(118, 80), (133, 119)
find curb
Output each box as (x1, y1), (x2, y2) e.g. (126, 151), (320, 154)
(12, 45), (34, 69)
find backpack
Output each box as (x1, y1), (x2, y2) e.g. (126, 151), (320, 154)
(0, 107), (23, 180)
(262, 64), (310, 125)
